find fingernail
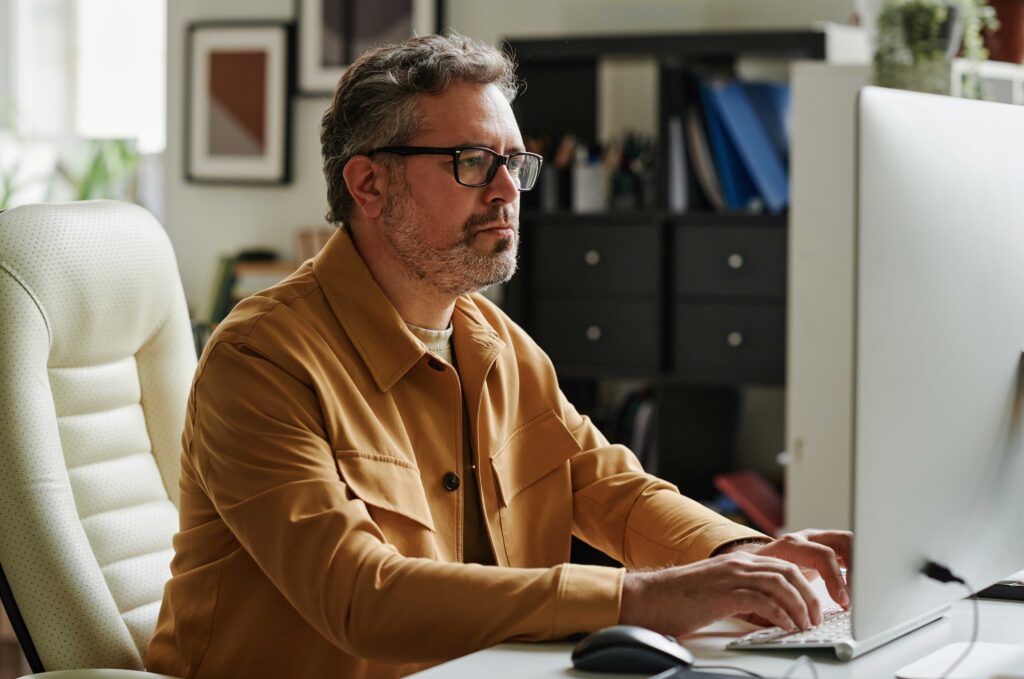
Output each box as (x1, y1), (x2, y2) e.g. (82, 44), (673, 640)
(841, 589), (851, 606)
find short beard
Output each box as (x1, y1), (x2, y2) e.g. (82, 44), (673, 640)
(382, 172), (519, 297)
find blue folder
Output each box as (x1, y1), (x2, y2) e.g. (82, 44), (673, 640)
(705, 80), (790, 214)
(698, 82), (758, 212)
(742, 81), (791, 165)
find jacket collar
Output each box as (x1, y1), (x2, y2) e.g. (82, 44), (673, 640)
(314, 227), (424, 391)
(313, 227), (504, 391)
(452, 294), (505, 389)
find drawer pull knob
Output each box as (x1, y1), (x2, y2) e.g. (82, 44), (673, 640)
(585, 325), (603, 342)
(584, 250), (602, 266)
(727, 253), (745, 270)
(727, 331), (744, 348)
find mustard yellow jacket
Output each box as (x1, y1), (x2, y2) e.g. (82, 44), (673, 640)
(147, 228), (763, 679)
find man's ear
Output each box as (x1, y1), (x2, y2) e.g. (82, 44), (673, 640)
(343, 155), (386, 219)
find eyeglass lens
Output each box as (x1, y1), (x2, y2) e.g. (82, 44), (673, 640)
(457, 149), (541, 190)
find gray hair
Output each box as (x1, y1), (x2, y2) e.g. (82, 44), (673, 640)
(321, 32), (519, 225)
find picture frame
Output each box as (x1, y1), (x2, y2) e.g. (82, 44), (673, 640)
(297, 0), (441, 96)
(185, 21), (293, 185)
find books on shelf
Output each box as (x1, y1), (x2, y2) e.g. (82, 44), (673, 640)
(295, 226), (335, 262)
(232, 261), (297, 298)
(742, 81), (791, 164)
(685, 106), (726, 211)
(666, 71), (792, 215)
(704, 80), (790, 214)
(698, 81), (761, 212)
(666, 115), (689, 213)
(208, 255), (296, 325)
(206, 225), (333, 329)
(208, 255), (236, 325)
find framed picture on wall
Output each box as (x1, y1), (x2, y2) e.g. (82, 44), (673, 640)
(185, 21), (292, 185)
(297, 0), (440, 95)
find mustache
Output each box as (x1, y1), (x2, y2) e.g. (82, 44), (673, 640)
(464, 206), (516, 232)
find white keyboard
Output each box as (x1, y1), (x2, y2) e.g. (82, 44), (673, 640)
(727, 600), (951, 661)
(728, 605), (855, 657)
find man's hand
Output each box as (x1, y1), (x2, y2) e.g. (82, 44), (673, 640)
(749, 529), (851, 610)
(618, 529), (852, 637)
(619, 550), (824, 637)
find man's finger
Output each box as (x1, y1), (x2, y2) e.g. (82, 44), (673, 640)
(760, 536), (850, 609)
(770, 560), (822, 625)
(806, 530), (852, 569)
(735, 589), (798, 633)
(742, 567), (813, 630)
(805, 542), (850, 608)
(804, 531), (853, 607)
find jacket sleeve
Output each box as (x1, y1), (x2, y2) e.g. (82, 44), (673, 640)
(557, 391), (768, 568)
(189, 339), (622, 664)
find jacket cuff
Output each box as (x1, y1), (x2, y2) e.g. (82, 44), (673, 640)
(551, 564), (624, 638)
(703, 525), (771, 559)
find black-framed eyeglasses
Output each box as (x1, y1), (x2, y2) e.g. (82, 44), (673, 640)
(368, 146), (543, 191)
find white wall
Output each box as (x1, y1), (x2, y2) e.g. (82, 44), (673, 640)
(166, 0), (330, 318)
(448, 0), (856, 45)
(166, 0), (856, 318)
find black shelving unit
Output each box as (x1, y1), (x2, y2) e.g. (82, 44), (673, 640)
(502, 29), (834, 504)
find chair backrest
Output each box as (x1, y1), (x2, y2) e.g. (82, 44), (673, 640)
(0, 201), (195, 671)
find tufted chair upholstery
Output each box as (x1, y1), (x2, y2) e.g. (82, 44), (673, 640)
(0, 201), (194, 678)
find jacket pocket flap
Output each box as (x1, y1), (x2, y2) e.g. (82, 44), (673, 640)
(335, 451), (435, 532)
(490, 410), (582, 507)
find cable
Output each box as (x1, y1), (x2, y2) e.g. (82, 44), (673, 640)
(691, 653), (820, 678)
(922, 561), (965, 585)
(693, 663), (765, 677)
(781, 654), (819, 679)
(921, 560), (979, 679)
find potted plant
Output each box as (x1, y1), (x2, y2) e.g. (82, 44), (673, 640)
(54, 139), (139, 201)
(875, 0), (1000, 96)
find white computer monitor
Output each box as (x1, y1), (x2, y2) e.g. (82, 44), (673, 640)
(850, 86), (1024, 647)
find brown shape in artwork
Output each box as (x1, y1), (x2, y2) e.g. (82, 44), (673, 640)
(208, 51), (267, 155)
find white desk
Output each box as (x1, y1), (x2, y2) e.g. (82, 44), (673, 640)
(413, 597), (1024, 678)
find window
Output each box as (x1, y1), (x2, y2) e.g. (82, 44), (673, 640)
(75, 0), (166, 153)
(1, 0), (165, 208)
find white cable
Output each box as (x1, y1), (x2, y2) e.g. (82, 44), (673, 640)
(938, 581), (978, 679)
(781, 654), (820, 679)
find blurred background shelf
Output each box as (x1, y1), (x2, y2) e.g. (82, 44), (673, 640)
(502, 27), (869, 518)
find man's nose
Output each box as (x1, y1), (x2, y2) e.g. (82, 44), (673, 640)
(484, 163), (519, 204)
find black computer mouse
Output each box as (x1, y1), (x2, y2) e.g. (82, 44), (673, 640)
(571, 625), (695, 674)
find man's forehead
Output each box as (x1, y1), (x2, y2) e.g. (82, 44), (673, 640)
(413, 82), (522, 145)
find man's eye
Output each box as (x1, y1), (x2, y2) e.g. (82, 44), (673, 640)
(459, 156), (484, 168)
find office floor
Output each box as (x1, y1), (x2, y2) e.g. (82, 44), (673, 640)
(0, 609), (28, 679)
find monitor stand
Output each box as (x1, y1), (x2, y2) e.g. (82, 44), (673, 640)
(896, 642), (1024, 679)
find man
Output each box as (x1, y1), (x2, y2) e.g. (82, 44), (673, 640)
(148, 33), (850, 679)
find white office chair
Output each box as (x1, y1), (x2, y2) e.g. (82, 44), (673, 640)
(0, 201), (193, 678)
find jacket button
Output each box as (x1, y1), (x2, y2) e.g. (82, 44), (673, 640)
(442, 472), (460, 491)
(428, 358), (445, 372)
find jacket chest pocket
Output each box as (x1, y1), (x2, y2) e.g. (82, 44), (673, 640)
(335, 451), (437, 556)
(490, 410), (581, 567)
